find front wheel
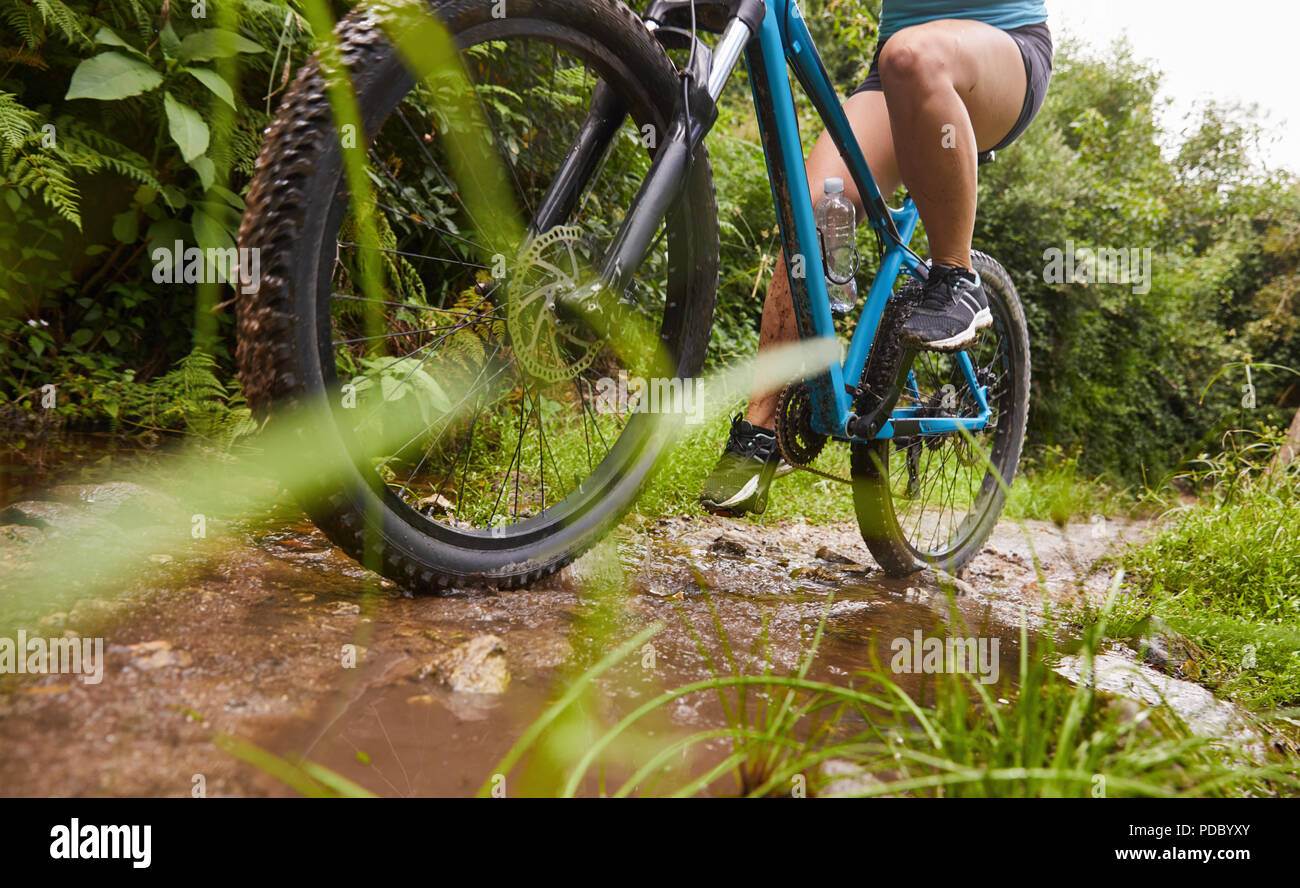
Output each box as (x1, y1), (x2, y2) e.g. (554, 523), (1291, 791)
(235, 0), (719, 591)
(851, 251), (1030, 577)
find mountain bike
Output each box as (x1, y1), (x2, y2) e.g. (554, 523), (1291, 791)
(235, 0), (1029, 590)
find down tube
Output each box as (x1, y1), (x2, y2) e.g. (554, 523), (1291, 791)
(744, 2), (849, 437)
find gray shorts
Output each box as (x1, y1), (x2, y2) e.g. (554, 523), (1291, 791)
(851, 21), (1053, 152)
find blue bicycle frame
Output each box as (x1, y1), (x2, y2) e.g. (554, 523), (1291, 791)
(744, 0), (991, 442)
(556, 0), (993, 442)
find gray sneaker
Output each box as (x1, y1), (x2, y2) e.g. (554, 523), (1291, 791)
(899, 263), (992, 352)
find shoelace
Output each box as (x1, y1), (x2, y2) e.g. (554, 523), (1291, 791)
(725, 418), (775, 460)
(917, 265), (973, 312)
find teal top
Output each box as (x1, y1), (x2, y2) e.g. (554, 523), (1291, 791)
(878, 0), (1048, 42)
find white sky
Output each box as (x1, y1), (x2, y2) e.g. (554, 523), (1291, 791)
(1049, 1), (1298, 175)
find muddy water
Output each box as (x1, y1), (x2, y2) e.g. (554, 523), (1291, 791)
(219, 515), (1105, 797)
(0, 494), (1140, 798)
(277, 551), (1026, 797)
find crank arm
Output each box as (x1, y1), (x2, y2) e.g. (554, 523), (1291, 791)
(846, 347), (917, 441)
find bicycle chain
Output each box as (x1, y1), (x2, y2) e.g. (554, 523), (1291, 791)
(774, 383), (853, 484)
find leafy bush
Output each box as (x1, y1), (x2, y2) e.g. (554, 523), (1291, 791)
(1, 0), (311, 431)
(2, 0), (1299, 490)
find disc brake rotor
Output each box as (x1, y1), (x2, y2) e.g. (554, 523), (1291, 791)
(506, 225), (604, 384)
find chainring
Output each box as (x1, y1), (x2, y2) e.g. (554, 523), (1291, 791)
(505, 225), (604, 384)
(775, 382), (828, 466)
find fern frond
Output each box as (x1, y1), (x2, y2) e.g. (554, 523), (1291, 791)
(142, 349), (257, 449)
(33, 0), (91, 48)
(208, 118), (266, 178)
(3, 4), (42, 50)
(8, 141), (82, 228)
(97, 0), (155, 41)
(0, 92), (38, 151)
(57, 118), (163, 190)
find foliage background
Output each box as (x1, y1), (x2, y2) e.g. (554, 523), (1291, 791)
(1, 0), (1298, 484)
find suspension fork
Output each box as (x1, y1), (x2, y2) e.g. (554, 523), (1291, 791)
(529, 80), (627, 236)
(532, 16), (753, 299)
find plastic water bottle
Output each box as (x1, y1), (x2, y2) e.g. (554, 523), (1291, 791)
(814, 177), (858, 316)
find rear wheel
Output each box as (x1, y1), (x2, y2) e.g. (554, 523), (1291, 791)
(236, 0), (719, 590)
(851, 251), (1029, 577)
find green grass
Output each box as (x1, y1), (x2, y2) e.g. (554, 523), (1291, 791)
(1116, 453), (1300, 711)
(635, 418), (1136, 528)
(1005, 445), (1132, 525)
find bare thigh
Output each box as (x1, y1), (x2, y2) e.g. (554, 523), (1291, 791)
(878, 18), (1027, 152)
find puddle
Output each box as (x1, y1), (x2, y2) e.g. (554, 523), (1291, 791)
(264, 522), (1029, 797)
(0, 490), (1153, 797)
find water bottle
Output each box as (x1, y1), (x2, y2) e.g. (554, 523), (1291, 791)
(814, 177), (858, 316)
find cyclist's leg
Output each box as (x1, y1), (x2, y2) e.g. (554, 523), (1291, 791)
(883, 19), (1029, 350)
(745, 89), (901, 429)
(701, 92), (900, 514)
(878, 18), (1025, 272)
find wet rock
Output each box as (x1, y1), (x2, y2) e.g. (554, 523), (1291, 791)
(49, 482), (158, 511)
(708, 533), (749, 557)
(0, 500), (95, 534)
(421, 634), (510, 694)
(1103, 696), (1159, 735)
(48, 482), (183, 532)
(1054, 653), (1254, 742)
(790, 564), (840, 582)
(272, 535), (328, 552)
(120, 640), (194, 671)
(1126, 618), (1200, 674)
(931, 569), (976, 597)
(815, 545), (855, 564)
(328, 602), (361, 616)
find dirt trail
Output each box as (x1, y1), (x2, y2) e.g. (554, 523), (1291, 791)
(0, 482), (1147, 797)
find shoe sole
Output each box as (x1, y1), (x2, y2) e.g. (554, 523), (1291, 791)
(902, 307), (992, 353)
(701, 475), (763, 516)
(701, 460), (791, 516)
